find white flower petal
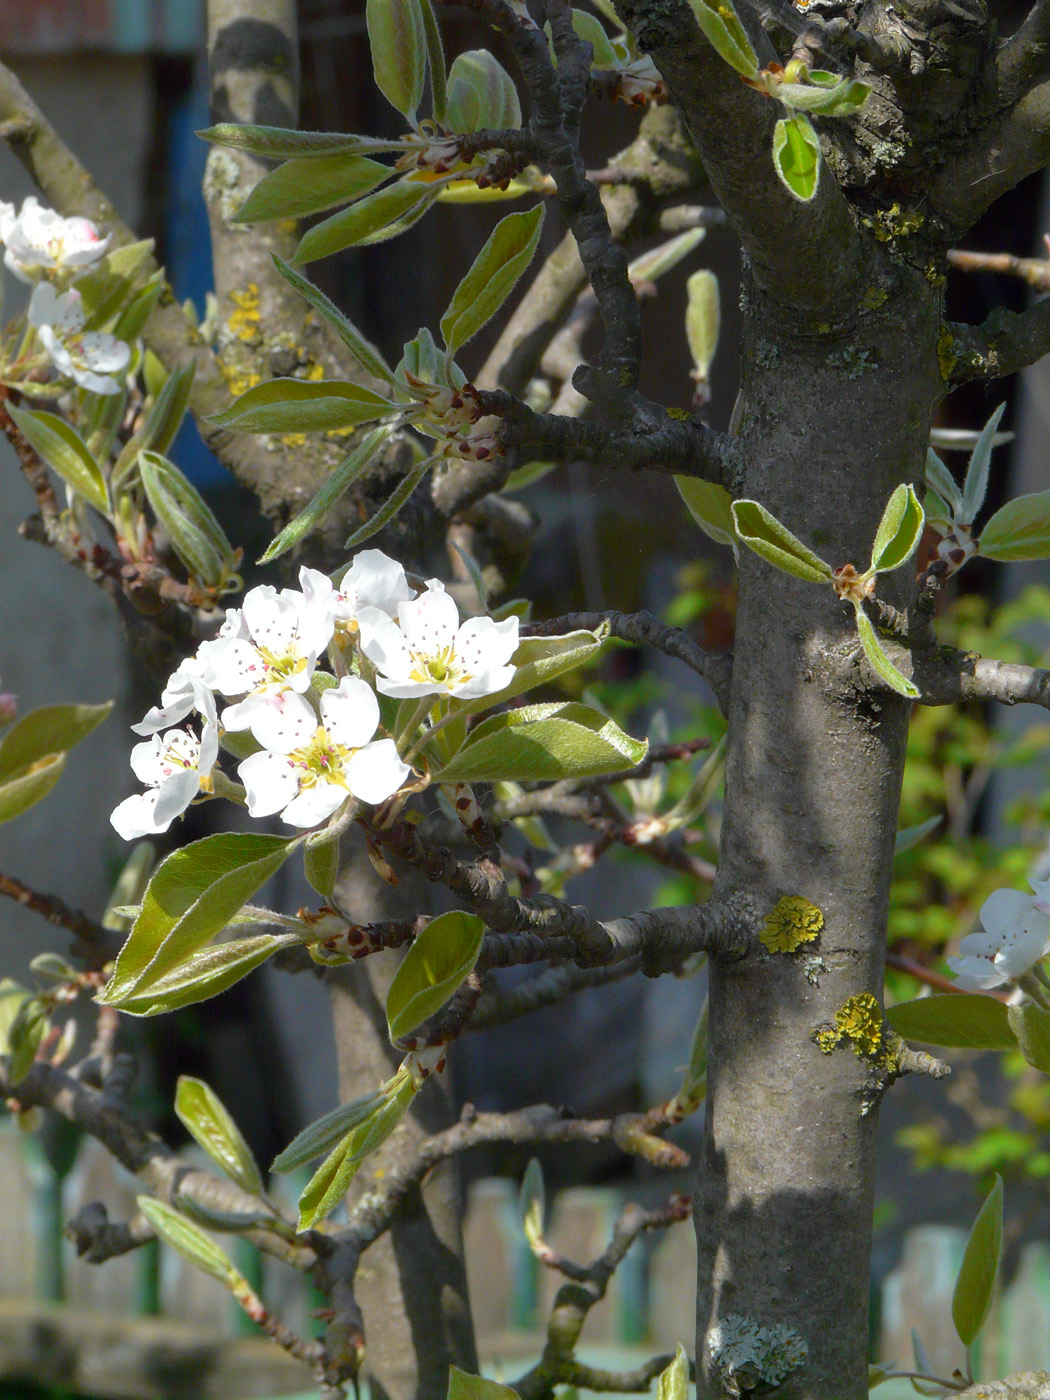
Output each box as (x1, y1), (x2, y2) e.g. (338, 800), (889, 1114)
(452, 664), (517, 700)
(280, 781), (348, 828)
(152, 768), (202, 827)
(342, 549), (414, 617)
(357, 605), (415, 679)
(245, 691), (318, 754)
(345, 739), (410, 805)
(398, 584), (460, 654)
(980, 888), (1037, 939)
(110, 790), (166, 840)
(28, 281), (60, 328)
(454, 615), (520, 674)
(239, 750), (300, 818)
(321, 677), (380, 749)
(197, 637), (265, 698)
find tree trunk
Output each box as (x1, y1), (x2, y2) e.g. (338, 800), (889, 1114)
(697, 266), (944, 1398)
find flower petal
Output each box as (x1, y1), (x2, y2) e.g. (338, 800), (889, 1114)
(397, 584), (459, 653)
(280, 780), (347, 828)
(239, 750), (300, 818)
(321, 677), (380, 749)
(345, 739), (410, 805)
(245, 691), (318, 754)
(110, 790), (166, 840)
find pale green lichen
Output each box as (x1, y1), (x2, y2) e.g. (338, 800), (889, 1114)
(708, 1312), (809, 1393)
(817, 991), (883, 1057)
(761, 895), (823, 953)
(937, 326), (959, 382)
(801, 954), (825, 986)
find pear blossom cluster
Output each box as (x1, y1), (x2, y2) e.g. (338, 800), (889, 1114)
(947, 879), (1050, 991)
(0, 196), (129, 394)
(111, 549), (520, 840)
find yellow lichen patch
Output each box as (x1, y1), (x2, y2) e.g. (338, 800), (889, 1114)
(862, 284), (889, 311)
(761, 895), (824, 953)
(818, 992), (883, 1057)
(219, 363), (261, 398)
(937, 326), (959, 382)
(300, 361), (325, 382)
(228, 284), (261, 343)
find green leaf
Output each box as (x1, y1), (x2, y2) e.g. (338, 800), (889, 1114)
(669, 998), (708, 1115)
(386, 910), (486, 1041)
(420, 0), (447, 124)
(175, 1076), (263, 1196)
(0, 701), (112, 781)
(855, 607), (919, 699)
(0, 981), (31, 1057)
(775, 76), (870, 115)
(731, 499), (832, 582)
(272, 1089), (387, 1172)
(952, 1174), (1003, 1348)
(258, 426), (396, 564)
(657, 1346), (689, 1400)
(435, 701), (647, 783)
(112, 272), (164, 343)
(923, 488), (952, 537)
(447, 1369), (519, 1400)
(571, 8), (619, 67)
(297, 1072), (417, 1228)
(137, 1197), (249, 1291)
(925, 448), (962, 514)
(979, 490), (1050, 562)
(870, 483), (924, 574)
(236, 153), (391, 223)
(628, 229), (705, 286)
(7, 405), (109, 514)
(271, 255), (394, 383)
(960, 402), (1006, 526)
(463, 630), (604, 714)
(75, 238), (156, 330)
(6, 996), (49, 1084)
(440, 206), (545, 354)
(101, 833), (299, 1005)
(772, 115), (821, 203)
(1008, 1002), (1050, 1072)
(685, 0), (758, 76)
(294, 179), (442, 262)
(367, 0), (427, 121)
(445, 50), (521, 133)
(303, 830), (341, 898)
(137, 361), (196, 458)
(502, 459), (556, 492)
(886, 994), (1015, 1049)
(685, 269), (720, 379)
(208, 379), (396, 435)
(344, 453), (436, 550)
(139, 451), (240, 591)
(110, 933), (298, 1017)
(198, 123), (406, 160)
(677, 476), (735, 550)
(894, 813), (943, 855)
(396, 325), (447, 386)
(0, 752), (65, 825)
(519, 1157), (545, 1249)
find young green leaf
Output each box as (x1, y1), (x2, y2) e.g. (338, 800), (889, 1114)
(6, 996), (49, 1084)
(519, 1157), (545, 1249)
(685, 269), (720, 380)
(870, 483), (924, 575)
(137, 361), (196, 458)
(440, 206), (545, 355)
(101, 832), (299, 1004)
(731, 499), (832, 582)
(367, 0), (427, 122)
(461, 630), (604, 713)
(137, 1197), (249, 1290)
(502, 459), (556, 492)
(0, 753), (66, 825)
(893, 813), (943, 856)
(960, 402), (1006, 526)
(294, 180), (441, 263)
(139, 451), (240, 591)
(657, 1346), (689, 1400)
(776, 76), (870, 116)
(772, 115), (821, 203)
(303, 830), (341, 897)
(272, 1089), (387, 1172)
(109, 933), (299, 1017)
(925, 448), (962, 514)
(677, 477), (735, 550)
(271, 255), (394, 383)
(447, 1370), (519, 1400)
(112, 272), (165, 342)
(175, 1076), (263, 1196)
(571, 8), (620, 67)
(952, 1174), (1003, 1348)
(923, 488), (952, 537)
(979, 490), (1050, 562)
(628, 229), (705, 285)
(344, 453), (436, 551)
(7, 405), (109, 514)
(855, 607), (919, 699)
(0, 701), (112, 781)
(387, 910), (486, 1042)
(258, 425), (396, 565)
(236, 153), (391, 223)
(1007, 1001), (1050, 1073)
(885, 994), (1015, 1049)
(686, 0), (759, 77)
(198, 123), (406, 160)
(75, 238), (156, 330)
(445, 50), (522, 133)
(435, 701), (647, 784)
(208, 379), (395, 435)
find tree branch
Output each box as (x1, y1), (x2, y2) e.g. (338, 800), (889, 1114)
(995, 0), (1050, 111)
(470, 957), (645, 1029)
(944, 295), (1050, 384)
(0, 870), (119, 970)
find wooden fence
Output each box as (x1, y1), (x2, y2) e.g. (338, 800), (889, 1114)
(0, 1124), (1049, 1398)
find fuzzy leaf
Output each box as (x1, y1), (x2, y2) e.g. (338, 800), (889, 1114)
(870, 483), (924, 574)
(294, 180), (441, 263)
(0, 753), (65, 825)
(886, 994), (1015, 1049)
(237, 154), (390, 223)
(657, 1346), (689, 1400)
(924, 448), (962, 514)
(628, 229), (705, 285)
(923, 488), (952, 537)
(441, 206), (545, 354)
(685, 0), (758, 76)
(387, 911), (486, 1041)
(7, 405), (108, 514)
(685, 269), (720, 379)
(677, 476), (735, 549)
(445, 50), (521, 133)
(209, 379), (395, 435)
(258, 425), (395, 564)
(198, 123), (404, 159)
(1008, 1002), (1050, 1073)
(109, 934), (299, 1017)
(775, 76), (870, 115)
(952, 1175), (1003, 1348)
(303, 830), (341, 898)
(0, 701), (112, 781)
(175, 1076), (263, 1196)
(894, 813), (943, 855)
(447, 1371), (519, 1400)
(571, 8), (620, 67)
(772, 115), (821, 203)
(435, 701), (646, 783)
(420, 0), (447, 124)
(519, 1157), (545, 1249)
(855, 607), (919, 699)
(137, 1197), (248, 1290)
(271, 255), (394, 383)
(367, 0), (427, 121)
(344, 453), (436, 550)
(272, 1089), (387, 1172)
(731, 499), (832, 582)
(960, 402), (1006, 526)
(137, 362), (196, 458)
(979, 490), (1050, 562)
(139, 451), (239, 590)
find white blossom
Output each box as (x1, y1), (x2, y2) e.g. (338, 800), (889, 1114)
(196, 582), (336, 740)
(110, 723), (218, 840)
(299, 550), (414, 633)
(238, 678), (409, 828)
(28, 283), (129, 395)
(131, 657), (217, 736)
(2, 197), (110, 282)
(357, 581), (518, 700)
(947, 885), (1050, 990)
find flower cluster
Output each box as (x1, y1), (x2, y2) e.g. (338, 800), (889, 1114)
(111, 549), (520, 839)
(947, 880), (1050, 991)
(0, 196), (129, 395)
